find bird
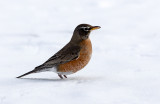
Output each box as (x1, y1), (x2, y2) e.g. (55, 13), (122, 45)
(16, 24), (101, 79)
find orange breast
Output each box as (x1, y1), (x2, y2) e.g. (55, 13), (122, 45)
(58, 39), (92, 73)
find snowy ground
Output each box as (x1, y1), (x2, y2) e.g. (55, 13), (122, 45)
(0, 0), (160, 104)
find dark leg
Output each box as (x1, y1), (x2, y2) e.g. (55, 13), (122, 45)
(58, 74), (63, 79)
(63, 75), (67, 78)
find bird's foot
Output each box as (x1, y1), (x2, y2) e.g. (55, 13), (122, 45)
(58, 74), (63, 79)
(58, 74), (67, 79)
(63, 75), (67, 78)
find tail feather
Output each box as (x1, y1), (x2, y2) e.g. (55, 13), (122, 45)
(16, 64), (47, 78)
(16, 70), (36, 78)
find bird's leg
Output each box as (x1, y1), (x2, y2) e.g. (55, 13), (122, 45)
(63, 75), (67, 78)
(58, 74), (63, 79)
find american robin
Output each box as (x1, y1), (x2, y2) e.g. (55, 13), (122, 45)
(17, 24), (100, 79)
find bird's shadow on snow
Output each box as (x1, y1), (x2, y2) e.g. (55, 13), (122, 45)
(19, 78), (66, 82)
(18, 76), (102, 83)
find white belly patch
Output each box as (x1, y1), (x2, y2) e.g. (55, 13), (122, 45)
(45, 67), (57, 72)
(45, 67), (73, 75)
(57, 72), (74, 75)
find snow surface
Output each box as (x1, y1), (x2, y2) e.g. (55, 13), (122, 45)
(0, 0), (160, 104)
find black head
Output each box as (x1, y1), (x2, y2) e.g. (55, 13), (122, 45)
(71, 24), (101, 42)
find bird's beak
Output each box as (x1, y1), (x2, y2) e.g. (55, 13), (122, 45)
(90, 26), (101, 31)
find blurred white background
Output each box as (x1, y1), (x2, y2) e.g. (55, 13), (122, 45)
(0, 0), (160, 104)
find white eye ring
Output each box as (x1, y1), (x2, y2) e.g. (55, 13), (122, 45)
(81, 26), (90, 31)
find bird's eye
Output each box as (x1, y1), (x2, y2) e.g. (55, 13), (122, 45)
(81, 26), (90, 31)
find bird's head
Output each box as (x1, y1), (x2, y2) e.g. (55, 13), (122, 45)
(71, 24), (101, 43)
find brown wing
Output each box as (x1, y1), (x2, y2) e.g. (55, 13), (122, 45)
(34, 44), (81, 70)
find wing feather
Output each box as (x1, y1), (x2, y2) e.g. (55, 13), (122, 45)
(35, 44), (81, 70)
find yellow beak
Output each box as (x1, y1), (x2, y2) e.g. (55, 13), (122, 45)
(90, 26), (101, 31)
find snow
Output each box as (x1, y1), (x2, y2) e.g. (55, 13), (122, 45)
(0, 0), (160, 104)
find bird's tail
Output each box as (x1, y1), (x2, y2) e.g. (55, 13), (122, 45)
(16, 70), (37, 78)
(16, 64), (45, 78)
